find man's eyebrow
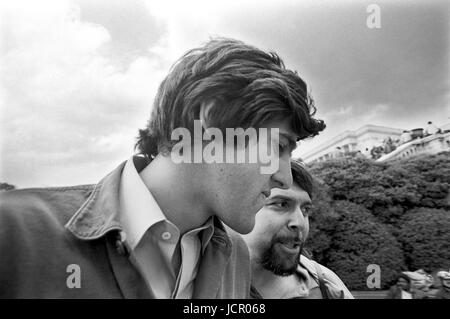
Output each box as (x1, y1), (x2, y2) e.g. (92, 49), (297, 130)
(302, 200), (313, 206)
(268, 195), (295, 202)
(268, 194), (312, 205)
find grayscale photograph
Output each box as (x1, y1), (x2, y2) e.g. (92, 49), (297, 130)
(0, 0), (449, 305)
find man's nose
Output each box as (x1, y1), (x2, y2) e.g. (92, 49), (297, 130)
(287, 207), (306, 233)
(270, 157), (292, 190)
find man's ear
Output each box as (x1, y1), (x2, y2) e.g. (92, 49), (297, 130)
(199, 101), (215, 129)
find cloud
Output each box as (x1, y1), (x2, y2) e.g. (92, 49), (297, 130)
(1, 0), (448, 187)
(0, 0), (168, 187)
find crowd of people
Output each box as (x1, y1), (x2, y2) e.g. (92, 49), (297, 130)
(399, 121), (442, 145)
(386, 269), (450, 299)
(370, 121), (444, 159)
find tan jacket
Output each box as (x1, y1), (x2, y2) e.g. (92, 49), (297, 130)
(298, 255), (354, 299)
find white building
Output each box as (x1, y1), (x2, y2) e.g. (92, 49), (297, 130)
(301, 125), (404, 164)
(301, 123), (450, 164)
(376, 131), (450, 162)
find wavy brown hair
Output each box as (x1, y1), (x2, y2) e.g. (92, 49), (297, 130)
(136, 38), (325, 158)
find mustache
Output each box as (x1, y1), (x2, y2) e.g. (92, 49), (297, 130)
(274, 234), (303, 245)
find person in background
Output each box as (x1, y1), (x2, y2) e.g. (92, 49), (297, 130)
(403, 269), (434, 299)
(385, 273), (413, 299)
(242, 160), (353, 299)
(435, 270), (450, 299)
(400, 130), (413, 144)
(424, 121), (441, 136)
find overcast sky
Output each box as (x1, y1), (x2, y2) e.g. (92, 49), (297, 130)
(1, 0), (449, 188)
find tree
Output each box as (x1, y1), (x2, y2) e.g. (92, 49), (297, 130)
(305, 178), (339, 262)
(397, 208), (450, 272)
(323, 201), (405, 290)
(304, 152), (450, 290)
(0, 182), (16, 192)
(309, 152), (450, 225)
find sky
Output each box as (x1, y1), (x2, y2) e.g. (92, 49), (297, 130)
(0, 0), (449, 188)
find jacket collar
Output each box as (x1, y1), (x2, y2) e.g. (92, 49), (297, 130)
(64, 157), (146, 240)
(65, 156), (232, 248)
(65, 155), (235, 299)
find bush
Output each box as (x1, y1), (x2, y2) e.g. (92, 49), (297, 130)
(305, 178), (339, 262)
(397, 208), (450, 272)
(322, 201), (405, 290)
(309, 152), (450, 224)
(304, 152), (450, 289)
(0, 183), (16, 192)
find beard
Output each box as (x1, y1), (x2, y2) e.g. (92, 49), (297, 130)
(259, 234), (303, 276)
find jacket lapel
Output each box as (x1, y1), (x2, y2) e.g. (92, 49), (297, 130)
(105, 232), (154, 299)
(192, 221), (232, 299)
(66, 156), (154, 298)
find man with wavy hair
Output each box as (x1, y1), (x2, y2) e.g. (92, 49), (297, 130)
(0, 38), (325, 298)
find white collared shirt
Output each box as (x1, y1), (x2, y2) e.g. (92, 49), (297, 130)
(119, 157), (214, 298)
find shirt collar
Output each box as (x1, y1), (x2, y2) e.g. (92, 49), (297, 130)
(119, 156), (214, 251)
(65, 155), (223, 251)
(199, 217), (214, 254)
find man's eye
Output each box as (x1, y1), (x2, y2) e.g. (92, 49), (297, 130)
(270, 201), (289, 209)
(302, 206), (313, 216)
(278, 143), (288, 153)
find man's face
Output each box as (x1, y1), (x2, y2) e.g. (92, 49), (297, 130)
(242, 183), (312, 276)
(397, 278), (410, 290)
(203, 119), (298, 234)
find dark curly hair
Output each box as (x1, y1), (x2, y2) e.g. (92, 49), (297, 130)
(290, 159), (314, 199)
(136, 37), (325, 158)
